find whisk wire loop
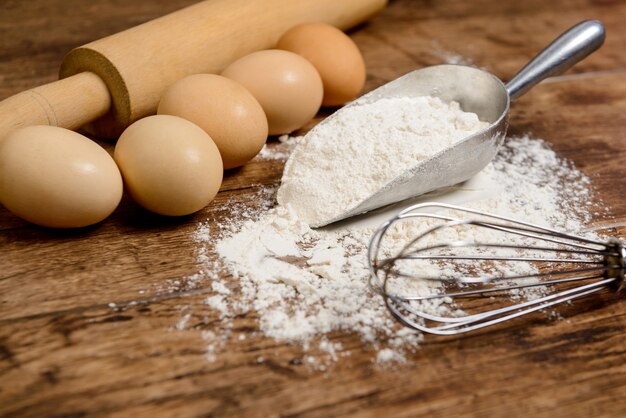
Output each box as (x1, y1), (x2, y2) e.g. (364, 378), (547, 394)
(368, 202), (625, 335)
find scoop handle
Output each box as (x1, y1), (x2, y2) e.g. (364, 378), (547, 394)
(505, 20), (605, 101)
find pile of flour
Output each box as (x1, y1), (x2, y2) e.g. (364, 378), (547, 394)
(193, 129), (596, 365)
(277, 96), (489, 227)
(188, 95), (601, 365)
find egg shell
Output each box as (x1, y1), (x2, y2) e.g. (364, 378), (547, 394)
(158, 74), (268, 169)
(222, 49), (323, 135)
(0, 125), (123, 228)
(277, 22), (366, 107)
(114, 115), (223, 216)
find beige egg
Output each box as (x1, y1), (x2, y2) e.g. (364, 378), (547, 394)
(222, 49), (323, 135)
(158, 74), (268, 169)
(0, 126), (123, 228)
(114, 115), (223, 216)
(277, 23), (366, 107)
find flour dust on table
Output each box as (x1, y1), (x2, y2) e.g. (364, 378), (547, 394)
(191, 130), (599, 367)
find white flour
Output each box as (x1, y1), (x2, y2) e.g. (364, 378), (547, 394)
(192, 97), (597, 366)
(277, 96), (489, 227)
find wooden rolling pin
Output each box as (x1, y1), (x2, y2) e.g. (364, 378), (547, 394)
(0, 0), (387, 139)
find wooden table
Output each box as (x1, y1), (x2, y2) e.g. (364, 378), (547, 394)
(2, 1), (626, 416)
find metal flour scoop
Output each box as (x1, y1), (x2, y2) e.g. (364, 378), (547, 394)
(314, 20), (605, 227)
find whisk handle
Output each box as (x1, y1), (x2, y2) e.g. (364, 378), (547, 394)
(505, 20), (605, 101)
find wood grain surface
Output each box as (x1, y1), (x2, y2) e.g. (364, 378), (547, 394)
(2, 0), (626, 417)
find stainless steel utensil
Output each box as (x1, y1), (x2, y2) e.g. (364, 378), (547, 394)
(316, 20), (605, 227)
(368, 202), (625, 335)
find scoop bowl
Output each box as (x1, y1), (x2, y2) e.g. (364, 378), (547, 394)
(314, 20), (605, 227)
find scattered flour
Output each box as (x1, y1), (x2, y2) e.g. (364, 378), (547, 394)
(432, 46), (475, 66)
(429, 39), (477, 67)
(376, 348), (406, 364)
(256, 134), (304, 161)
(193, 132), (595, 366)
(188, 95), (600, 366)
(277, 96), (489, 227)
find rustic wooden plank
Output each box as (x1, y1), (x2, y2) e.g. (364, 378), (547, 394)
(0, 280), (624, 417)
(0, 0), (199, 95)
(2, 0), (626, 99)
(3, 71), (625, 321)
(1, 99), (625, 414)
(509, 72), (626, 220)
(358, 1), (626, 85)
(2, 0), (626, 417)
(0, 185), (276, 320)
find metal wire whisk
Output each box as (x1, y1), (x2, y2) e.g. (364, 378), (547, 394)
(368, 202), (625, 335)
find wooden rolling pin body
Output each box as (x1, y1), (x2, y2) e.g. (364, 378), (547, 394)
(0, 0), (387, 139)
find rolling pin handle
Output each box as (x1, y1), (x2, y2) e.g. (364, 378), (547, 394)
(0, 72), (111, 140)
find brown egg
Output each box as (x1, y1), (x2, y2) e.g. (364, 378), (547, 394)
(222, 50), (323, 135)
(0, 126), (123, 228)
(277, 22), (366, 107)
(157, 74), (268, 169)
(114, 115), (223, 216)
